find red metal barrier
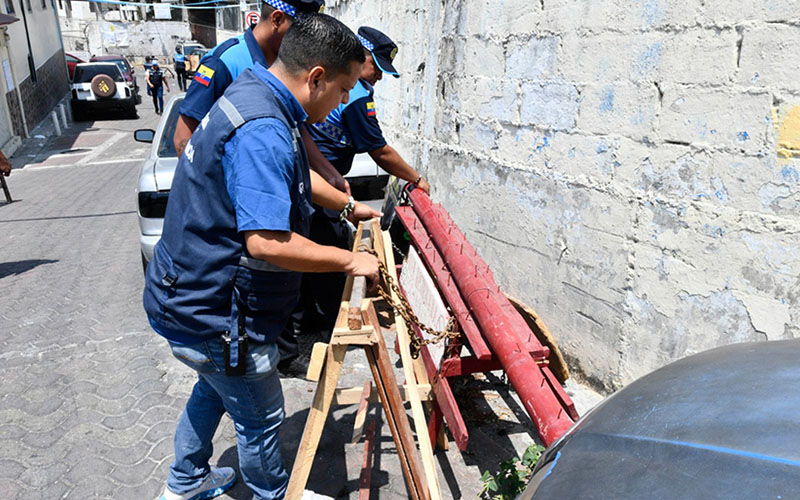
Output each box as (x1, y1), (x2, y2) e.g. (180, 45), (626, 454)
(405, 188), (575, 446)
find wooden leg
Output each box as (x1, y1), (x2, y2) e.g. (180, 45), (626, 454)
(286, 343), (348, 500)
(0, 175), (11, 203)
(363, 302), (430, 500)
(358, 419), (377, 500)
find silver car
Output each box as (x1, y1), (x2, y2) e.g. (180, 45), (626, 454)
(134, 95), (387, 272)
(134, 95), (182, 270)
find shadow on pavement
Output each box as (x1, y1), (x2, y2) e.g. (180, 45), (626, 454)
(0, 259), (58, 279)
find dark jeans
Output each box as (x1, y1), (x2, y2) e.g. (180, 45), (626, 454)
(176, 68), (187, 91)
(151, 85), (164, 113)
(277, 208), (351, 362)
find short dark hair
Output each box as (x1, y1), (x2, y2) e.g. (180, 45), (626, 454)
(277, 13), (365, 79)
(259, 3), (276, 19)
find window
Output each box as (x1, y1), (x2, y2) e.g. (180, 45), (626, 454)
(41, 0), (46, 9)
(25, 0), (31, 12)
(73, 64), (123, 83)
(5, 0), (14, 14)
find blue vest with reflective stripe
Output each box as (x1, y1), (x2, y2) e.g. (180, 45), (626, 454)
(143, 68), (313, 344)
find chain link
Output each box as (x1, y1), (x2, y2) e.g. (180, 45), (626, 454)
(362, 246), (459, 358)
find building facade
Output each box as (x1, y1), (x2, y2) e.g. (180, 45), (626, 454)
(1, 0), (68, 149)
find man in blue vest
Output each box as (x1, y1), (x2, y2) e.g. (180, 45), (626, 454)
(144, 14), (377, 500)
(295, 27), (430, 343)
(172, 0), (365, 374)
(173, 45), (187, 92)
(171, 0), (348, 196)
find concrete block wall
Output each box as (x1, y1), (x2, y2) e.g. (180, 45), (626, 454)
(328, 0), (800, 392)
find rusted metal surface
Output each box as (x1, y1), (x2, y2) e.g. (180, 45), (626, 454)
(406, 188), (576, 446)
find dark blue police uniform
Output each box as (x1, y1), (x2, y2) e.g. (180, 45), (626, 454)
(180, 26), (269, 123)
(180, 0), (324, 123)
(143, 64), (312, 497)
(296, 27), (402, 342)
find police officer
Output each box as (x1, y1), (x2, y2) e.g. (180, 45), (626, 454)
(171, 0), (346, 196)
(146, 62), (170, 115)
(173, 46), (187, 92)
(144, 14), (377, 500)
(298, 26), (430, 341)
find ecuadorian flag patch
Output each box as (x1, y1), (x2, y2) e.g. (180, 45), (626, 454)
(194, 65), (215, 87)
(366, 101), (376, 117)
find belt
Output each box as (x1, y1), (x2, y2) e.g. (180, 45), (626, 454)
(238, 255), (289, 273)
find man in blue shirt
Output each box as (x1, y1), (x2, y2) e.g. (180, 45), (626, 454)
(172, 0), (349, 195)
(173, 45), (187, 91)
(145, 14), (378, 500)
(296, 27), (430, 343)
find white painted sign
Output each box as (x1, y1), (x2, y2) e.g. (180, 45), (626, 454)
(399, 247), (451, 365)
(153, 3), (172, 19)
(3, 59), (13, 92)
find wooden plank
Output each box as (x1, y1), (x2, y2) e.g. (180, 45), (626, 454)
(381, 228), (442, 500)
(332, 384), (433, 406)
(363, 302), (429, 500)
(506, 294), (571, 383)
(286, 344), (348, 500)
(352, 381), (372, 443)
(349, 276), (366, 330)
(358, 419), (377, 500)
(395, 207), (492, 360)
(306, 342), (328, 382)
(414, 324), (470, 452)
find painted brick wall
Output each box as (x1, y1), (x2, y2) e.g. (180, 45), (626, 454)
(17, 49), (70, 133)
(329, 0), (800, 391)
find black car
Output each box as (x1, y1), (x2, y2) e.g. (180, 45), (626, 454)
(519, 339), (800, 499)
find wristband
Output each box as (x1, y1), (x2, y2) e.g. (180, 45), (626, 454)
(339, 196), (355, 221)
(413, 176), (422, 186)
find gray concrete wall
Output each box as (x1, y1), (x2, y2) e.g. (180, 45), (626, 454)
(329, 0), (800, 391)
(60, 18), (191, 58)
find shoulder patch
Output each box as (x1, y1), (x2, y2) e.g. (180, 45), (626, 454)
(193, 65), (215, 87)
(366, 101), (376, 117)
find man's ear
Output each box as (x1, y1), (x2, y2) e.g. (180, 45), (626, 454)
(307, 66), (326, 95)
(269, 10), (288, 30)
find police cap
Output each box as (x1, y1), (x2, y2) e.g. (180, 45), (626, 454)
(262, 0), (324, 17)
(357, 26), (400, 78)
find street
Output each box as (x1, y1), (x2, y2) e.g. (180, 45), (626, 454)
(0, 76), (580, 499)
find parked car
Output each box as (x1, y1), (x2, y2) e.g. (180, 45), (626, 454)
(185, 47), (210, 80)
(135, 95), (183, 270)
(90, 54), (139, 94)
(134, 94), (388, 271)
(65, 52), (85, 80)
(518, 339), (800, 499)
(71, 62), (137, 121)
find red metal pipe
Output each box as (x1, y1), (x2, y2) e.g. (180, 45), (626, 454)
(408, 188), (575, 445)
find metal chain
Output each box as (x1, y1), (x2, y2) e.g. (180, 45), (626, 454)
(361, 246), (459, 358)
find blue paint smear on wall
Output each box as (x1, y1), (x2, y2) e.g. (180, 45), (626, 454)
(781, 165), (799, 184)
(737, 131), (750, 142)
(641, 0), (665, 27)
(636, 43), (663, 78)
(599, 86), (615, 113)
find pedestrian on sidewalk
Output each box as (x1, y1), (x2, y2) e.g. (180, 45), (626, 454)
(143, 14), (378, 500)
(173, 46), (188, 92)
(146, 62), (170, 115)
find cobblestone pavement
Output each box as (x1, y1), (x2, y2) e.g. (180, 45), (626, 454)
(0, 78), (602, 499)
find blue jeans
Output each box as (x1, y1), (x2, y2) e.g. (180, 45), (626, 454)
(167, 337), (288, 499)
(152, 85), (164, 113)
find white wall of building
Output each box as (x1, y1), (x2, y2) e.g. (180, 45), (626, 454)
(328, 0), (800, 392)
(4, 0), (62, 80)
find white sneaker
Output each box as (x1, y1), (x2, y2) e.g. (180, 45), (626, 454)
(158, 467), (236, 500)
